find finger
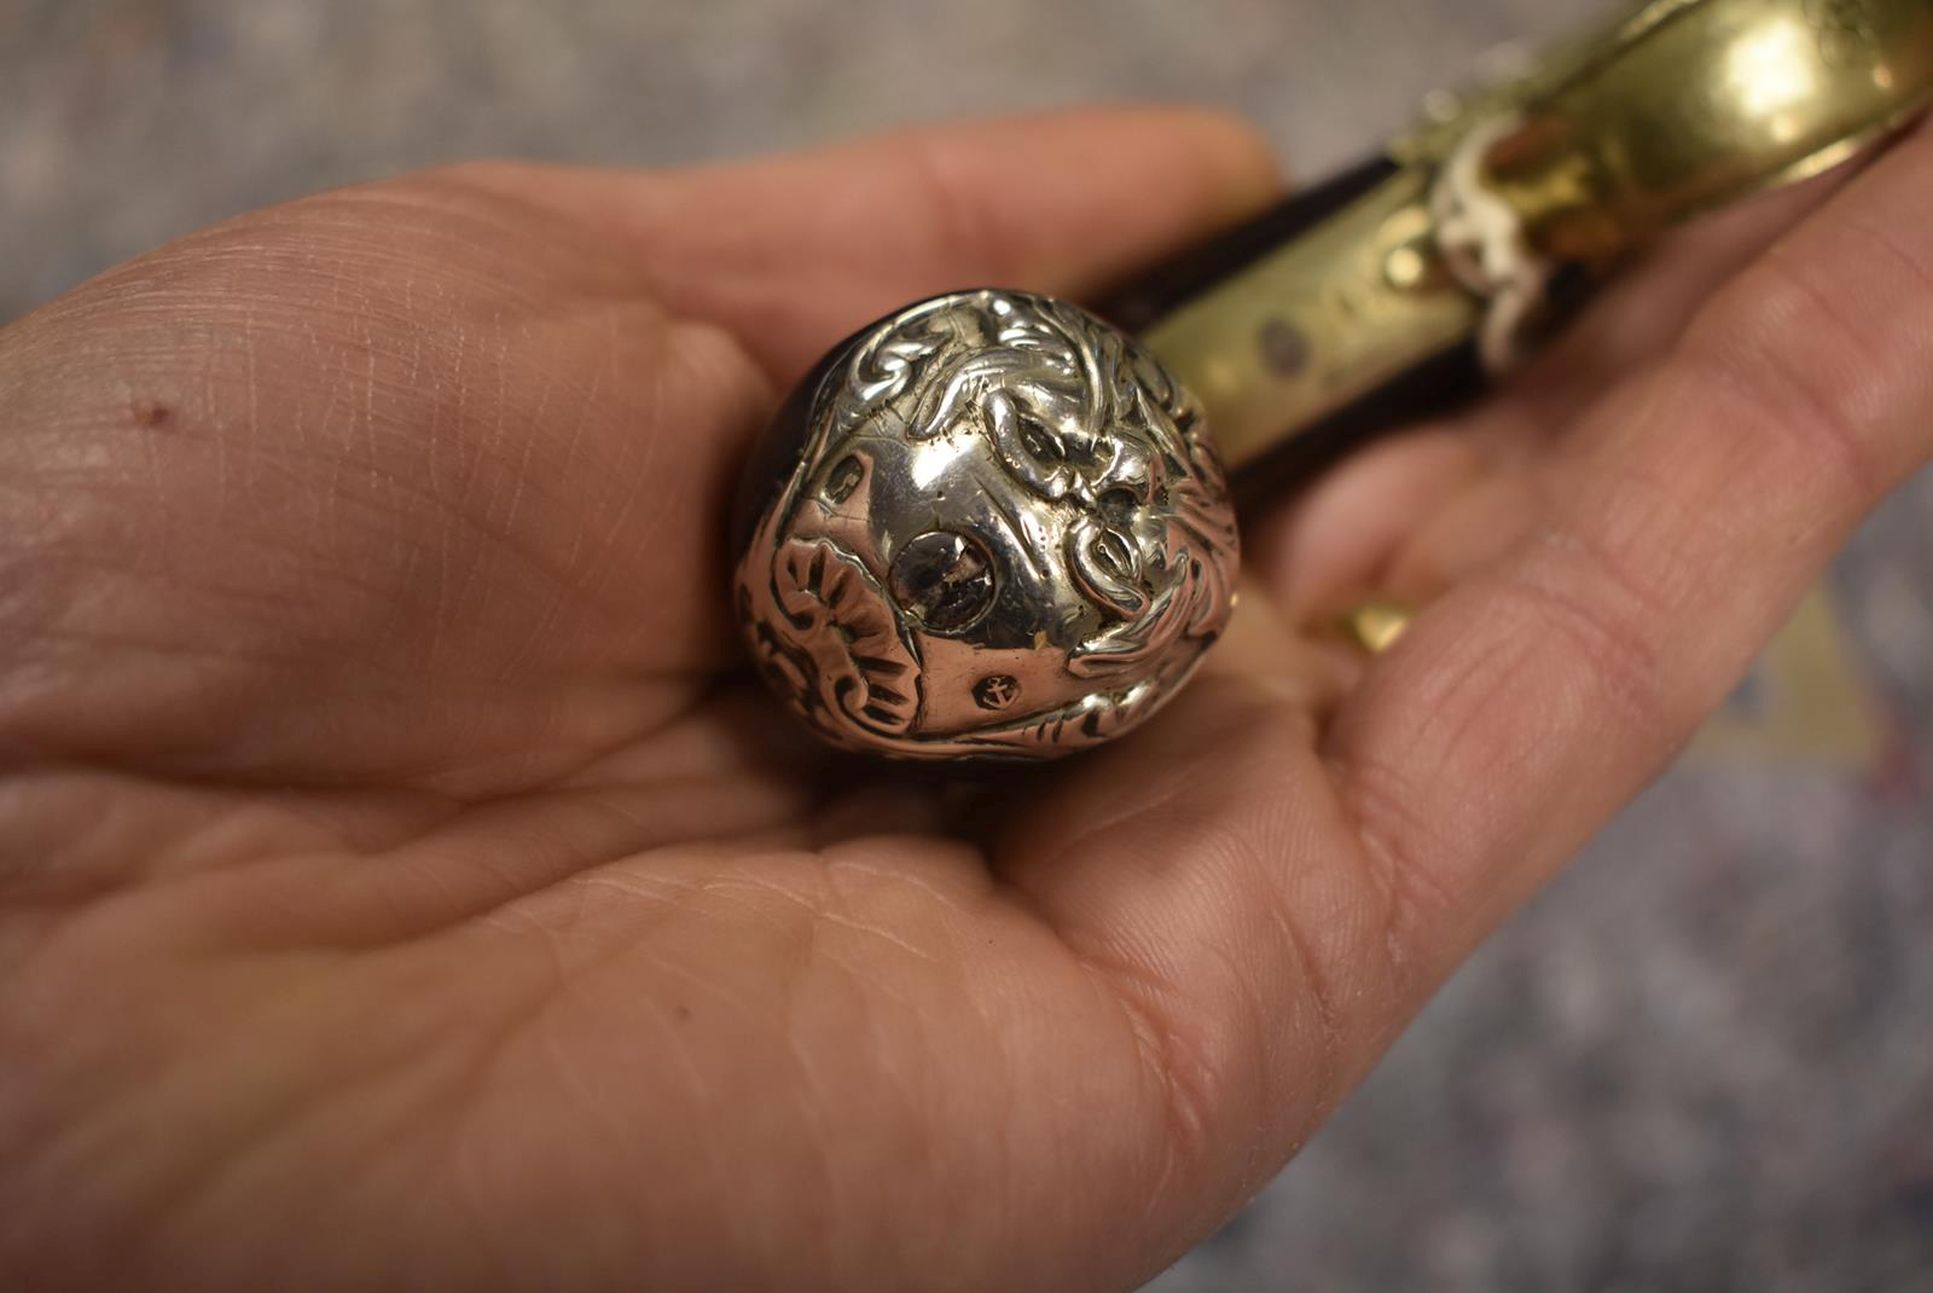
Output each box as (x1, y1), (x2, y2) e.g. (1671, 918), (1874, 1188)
(455, 105), (1282, 384)
(1481, 160), (1860, 448)
(1247, 425), (1488, 620)
(1329, 115), (1933, 984)
(991, 118), (1933, 1246)
(0, 111), (1277, 798)
(1248, 161), (1858, 624)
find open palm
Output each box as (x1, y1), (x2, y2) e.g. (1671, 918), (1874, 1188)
(3, 109), (1929, 1291)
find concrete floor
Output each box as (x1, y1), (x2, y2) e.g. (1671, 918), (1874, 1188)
(6, 2), (1932, 1288)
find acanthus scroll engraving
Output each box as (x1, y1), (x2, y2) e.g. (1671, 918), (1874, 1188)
(734, 290), (1239, 759)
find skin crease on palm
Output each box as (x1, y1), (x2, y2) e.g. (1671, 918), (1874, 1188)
(0, 104), (1930, 1290)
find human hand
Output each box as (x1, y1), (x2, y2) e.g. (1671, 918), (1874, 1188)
(2, 107), (1928, 1290)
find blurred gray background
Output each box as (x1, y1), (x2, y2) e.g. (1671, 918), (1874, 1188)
(5, 1), (1931, 1288)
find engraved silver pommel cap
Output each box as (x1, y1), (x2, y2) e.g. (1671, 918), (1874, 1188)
(731, 290), (1239, 760)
